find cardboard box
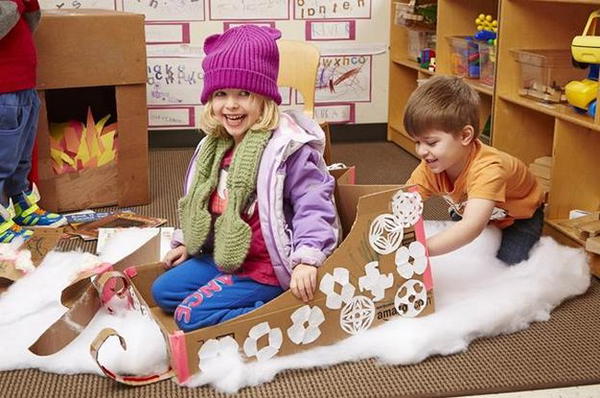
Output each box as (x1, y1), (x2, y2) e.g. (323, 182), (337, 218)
(34, 9), (149, 212)
(88, 170), (435, 385)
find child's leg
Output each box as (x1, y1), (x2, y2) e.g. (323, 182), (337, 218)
(174, 276), (284, 332)
(496, 206), (544, 265)
(2, 89), (40, 199)
(151, 255), (221, 313)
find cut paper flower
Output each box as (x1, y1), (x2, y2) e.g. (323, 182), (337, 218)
(394, 279), (427, 318)
(358, 261), (394, 302)
(369, 214), (404, 255)
(287, 305), (325, 345)
(319, 267), (356, 309)
(392, 191), (423, 227)
(198, 336), (239, 372)
(243, 322), (283, 362)
(395, 241), (428, 279)
(340, 295), (376, 335)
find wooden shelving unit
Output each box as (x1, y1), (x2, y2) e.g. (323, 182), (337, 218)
(388, 0), (600, 273)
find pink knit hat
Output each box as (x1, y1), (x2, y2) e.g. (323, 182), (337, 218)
(201, 25), (282, 105)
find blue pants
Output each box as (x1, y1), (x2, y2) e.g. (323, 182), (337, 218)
(496, 206), (544, 265)
(0, 89), (40, 206)
(151, 255), (284, 332)
(450, 206), (544, 265)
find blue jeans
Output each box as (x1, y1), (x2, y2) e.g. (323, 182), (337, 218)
(151, 255), (284, 332)
(449, 206), (544, 265)
(497, 206), (544, 265)
(0, 89), (40, 206)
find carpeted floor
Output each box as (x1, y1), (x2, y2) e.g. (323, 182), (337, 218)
(1, 142), (599, 398)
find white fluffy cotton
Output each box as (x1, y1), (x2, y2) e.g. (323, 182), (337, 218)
(0, 222), (590, 393)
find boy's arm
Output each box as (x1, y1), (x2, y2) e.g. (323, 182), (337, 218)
(0, 1), (19, 39)
(426, 198), (495, 256)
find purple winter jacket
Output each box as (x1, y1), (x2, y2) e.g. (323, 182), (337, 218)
(172, 110), (340, 289)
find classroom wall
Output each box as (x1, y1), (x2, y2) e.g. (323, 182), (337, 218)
(39, 0), (390, 132)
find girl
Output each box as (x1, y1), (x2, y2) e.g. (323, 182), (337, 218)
(151, 25), (339, 332)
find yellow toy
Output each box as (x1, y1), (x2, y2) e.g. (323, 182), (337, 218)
(565, 10), (600, 116)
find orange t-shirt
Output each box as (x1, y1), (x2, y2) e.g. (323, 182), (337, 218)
(407, 140), (544, 228)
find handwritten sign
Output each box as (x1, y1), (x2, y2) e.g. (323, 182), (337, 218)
(314, 55), (372, 103)
(294, 0), (371, 20)
(209, 0), (289, 20)
(306, 20), (355, 40)
(148, 107), (196, 129)
(315, 103), (355, 123)
(39, 0), (116, 9)
(147, 58), (204, 105)
(122, 0), (205, 22)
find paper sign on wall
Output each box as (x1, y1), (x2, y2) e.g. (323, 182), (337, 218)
(209, 0), (289, 20)
(314, 55), (372, 103)
(39, 0), (116, 9)
(148, 107), (196, 129)
(294, 0), (371, 20)
(147, 58), (204, 106)
(122, 0), (205, 21)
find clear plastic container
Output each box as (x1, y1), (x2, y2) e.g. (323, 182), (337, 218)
(479, 42), (496, 86)
(448, 36), (480, 78)
(510, 49), (587, 103)
(407, 29), (436, 62)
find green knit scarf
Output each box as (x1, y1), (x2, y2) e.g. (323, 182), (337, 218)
(178, 129), (272, 271)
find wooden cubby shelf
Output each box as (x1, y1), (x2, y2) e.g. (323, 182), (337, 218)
(388, 0), (600, 273)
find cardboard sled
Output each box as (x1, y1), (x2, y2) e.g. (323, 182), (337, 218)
(89, 172), (435, 385)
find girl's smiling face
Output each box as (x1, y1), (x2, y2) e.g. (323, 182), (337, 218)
(211, 89), (264, 145)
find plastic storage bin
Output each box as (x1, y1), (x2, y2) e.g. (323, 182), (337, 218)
(479, 42), (496, 86)
(448, 36), (480, 78)
(510, 49), (587, 103)
(407, 29), (436, 62)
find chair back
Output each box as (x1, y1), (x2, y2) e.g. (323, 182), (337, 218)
(277, 40), (320, 117)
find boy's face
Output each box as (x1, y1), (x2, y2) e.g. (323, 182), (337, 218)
(413, 127), (474, 180)
(211, 89), (263, 145)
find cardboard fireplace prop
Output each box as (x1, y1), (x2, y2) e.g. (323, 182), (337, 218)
(27, 169), (435, 385)
(34, 9), (149, 212)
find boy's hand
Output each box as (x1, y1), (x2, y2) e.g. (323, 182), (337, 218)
(163, 245), (189, 269)
(290, 263), (318, 303)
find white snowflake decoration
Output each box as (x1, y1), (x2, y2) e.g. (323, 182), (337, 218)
(368, 214), (404, 255)
(340, 295), (376, 335)
(392, 191), (423, 227)
(198, 336), (239, 372)
(358, 261), (394, 302)
(243, 322), (283, 362)
(394, 279), (427, 318)
(319, 267), (356, 309)
(395, 241), (428, 279)
(287, 305), (325, 345)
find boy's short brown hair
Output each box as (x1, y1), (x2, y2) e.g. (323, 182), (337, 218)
(403, 75), (480, 138)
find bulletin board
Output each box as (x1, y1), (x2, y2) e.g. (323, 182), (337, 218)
(39, 0), (389, 130)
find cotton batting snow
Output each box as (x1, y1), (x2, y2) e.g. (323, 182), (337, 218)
(0, 222), (590, 392)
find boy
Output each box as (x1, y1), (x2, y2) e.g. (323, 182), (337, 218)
(404, 75), (544, 265)
(0, 0), (66, 243)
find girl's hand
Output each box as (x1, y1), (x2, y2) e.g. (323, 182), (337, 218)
(163, 246), (189, 269)
(290, 264), (318, 303)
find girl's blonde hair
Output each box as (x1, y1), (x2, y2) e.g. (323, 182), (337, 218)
(200, 93), (280, 138)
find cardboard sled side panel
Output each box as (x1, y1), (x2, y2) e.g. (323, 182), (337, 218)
(128, 186), (434, 382)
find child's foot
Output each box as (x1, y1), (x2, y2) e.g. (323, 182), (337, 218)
(0, 206), (33, 243)
(11, 185), (67, 228)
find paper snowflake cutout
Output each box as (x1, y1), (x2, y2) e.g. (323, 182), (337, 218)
(369, 214), (404, 255)
(319, 267), (356, 309)
(287, 305), (325, 345)
(394, 279), (427, 318)
(198, 336), (239, 372)
(395, 241), (427, 279)
(358, 261), (394, 302)
(340, 295), (376, 335)
(392, 191), (423, 227)
(243, 322), (283, 362)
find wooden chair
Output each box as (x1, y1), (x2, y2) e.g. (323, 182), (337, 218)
(277, 40), (332, 163)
